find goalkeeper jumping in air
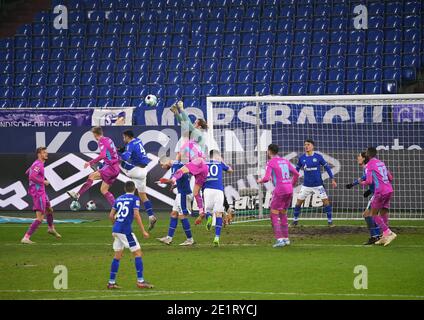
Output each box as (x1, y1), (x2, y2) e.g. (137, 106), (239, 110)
(170, 100), (209, 219)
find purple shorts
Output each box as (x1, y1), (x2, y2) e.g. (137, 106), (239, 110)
(100, 164), (120, 186)
(186, 158), (208, 186)
(31, 193), (51, 214)
(270, 192), (293, 211)
(371, 192), (393, 210)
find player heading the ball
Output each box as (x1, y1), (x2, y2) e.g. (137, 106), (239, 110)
(118, 130), (157, 231)
(292, 139), (337, 227)
(257, 144), (299, 248)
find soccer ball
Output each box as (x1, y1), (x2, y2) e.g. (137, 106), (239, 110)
(145, 94), (158, 107)
(86, 200), (96, 211)
(70, 200), (81, 212)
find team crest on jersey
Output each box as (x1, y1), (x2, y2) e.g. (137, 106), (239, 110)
(313, 158), (317, 162)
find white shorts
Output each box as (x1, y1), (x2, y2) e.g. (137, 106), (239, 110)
(121, 166), (147, 192)
(112, 232), (140, 252)
(172, 193), (193, 215)
(297, 185), (328, 201)
(204, 188), (225, 214)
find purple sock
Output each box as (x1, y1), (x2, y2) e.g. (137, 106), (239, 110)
(279, 213), (289, 238)
(104, 192), (115, 207)
(374, 215), (390, 234)
(78, 179), (94, 196)
(382, 214), (389, 227)
(271, 214), (283, 239)
(25, 220), (42, 239)
(46, 213), (54, 229)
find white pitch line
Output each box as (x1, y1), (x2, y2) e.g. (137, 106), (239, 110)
(0, 289), (423, 300)
(3, 242), (424, 248)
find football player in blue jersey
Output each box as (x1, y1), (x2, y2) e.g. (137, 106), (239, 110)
(156, 156), (195, 246)
(107, 181), (153, 289)
(202, 150), (233, 246)
(118, 130), (157, 231)
(292, 139), (337, 227)
(346, 151), (381, 245)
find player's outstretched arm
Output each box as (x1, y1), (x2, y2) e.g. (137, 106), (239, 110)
(87, 141), (107, 167)
(257, 164), (272, 184)
(289, 162), (300, 186)
(361, 168), (373, 186)
(134, 209), (149, 238)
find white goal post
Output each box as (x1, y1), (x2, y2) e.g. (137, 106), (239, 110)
(206, 94), (424, 222)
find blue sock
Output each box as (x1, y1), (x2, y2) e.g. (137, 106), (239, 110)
(181, 218), (192, 239)
(167, 216), (178, 238)
(109, 258), (120, 284)
(134, 256), (144, 282)
(324, 205), (332, 223)
(366, 217), (381, 237)
(206, 212), (212, 220)
(143, 200), (154, 217)
(293, 206), (301, 221)
(215, 217), (223, 237)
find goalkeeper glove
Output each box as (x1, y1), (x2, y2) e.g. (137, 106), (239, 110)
(345, 183), (354, 189)
(363, 190), (372, 198)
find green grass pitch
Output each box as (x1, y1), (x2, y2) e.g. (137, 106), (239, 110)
(1, 212), (424, 300)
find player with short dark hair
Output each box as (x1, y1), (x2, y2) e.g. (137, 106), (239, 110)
(67, 127), (120, 208)
(156, 157), (194, 246)
(202, 150), (233, 246)
(292, 139), (337, 227)
(107, 181), (153, 289)
(119, 130), (157, 231)
(360, 147), (396, 246)
(21, 147), (61, 244)
(346, 152), (381, 245)
(257, 144), (299, 248)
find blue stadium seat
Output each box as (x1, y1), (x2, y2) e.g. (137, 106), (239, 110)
(384, 55), (401, 68)
(183, 84), (200, 97)
(257, 45), (273, 57)
(256, 58), (272, 70)
(309, 69), (326, 82)
(274, 57), (290, 70)
(328, 69), (344, 82)
(310, 44), (327, 56)
(330, 31), (346, 43)
(349, 30), (365, 43)
(308, 82), (325, 95)
(0, 74), (12, 86)
(290, 82), (307, 95)
(238, 58), (254, 71)
(290, 69), (307, 83)
(293, 44), (309, 56)
(403, 1), (420, 14)
(313, 18), (329, 30)
(365, 68), (382, 81)
(384, 68), (401, 81)
(403, 54), (420, 68)
(237, 71), (253, 84)
(151, 60), (168, 72)
(368, 16), (384, 29)
(132, 72), (148, 85)
(276, 32), (293, 45)
(272, 83), (289, 95)
(385, 15), (402, 29)
(403, 42), (421, 55)
(292, 57), (308, 69)
(277, 19), (293, 32)
(220, 58), (236, 71)
(99, 60), (114, 72)
(99, 73), (114, 85)
(329, 44), (347, 56)
(81, 73), (96, 85)
(326, 82), (344, 95)
(348, 42), (365, 55)
(240, 46), (256, 59)
(272, 69), (289, 83)
(202, 84), (218, 96)
(31, 73), (46, 86)
(328, 56), (345, 69)
(364, 82), (382, 94)
(149, 72), (165, 84)
(48, 73), (63, 86)
(261, 20), (276, 32)
(366, 43), (383, 55)
(15, 73), (29, 86)
(184, 71), (199, 84)
(236, 83), (253, 95)
(115, 73), (131, 85)
(219, 71), (235, 84)
(346, 69), (363, 81)
(366, 55), (382, 68)
(166, 71), (183, 84)
(33, 36), (48, 48)
(15, 61), (31, 73)
(255, 70), (271, 84)
(346, 82), (363, 95)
